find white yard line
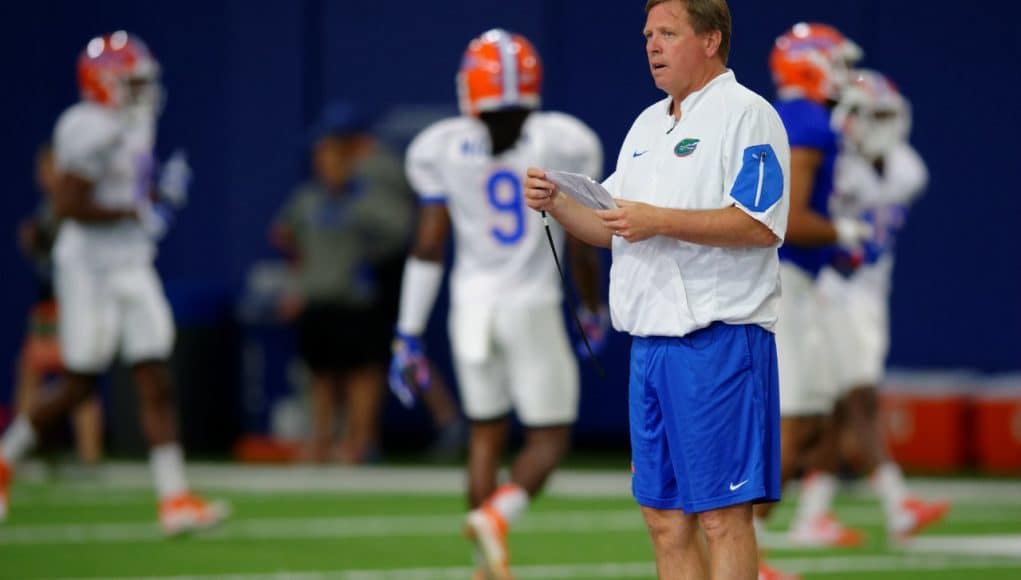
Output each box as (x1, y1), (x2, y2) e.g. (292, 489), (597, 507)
(60, 554), (1021, 580)
(10, 488), (1020, 533)
(905, 534), (1021, 557)
(0, 510), (641, 544)
(12, 461), (1021, 503)
(776, 553), (1021, 574)
(757, 531), (1021, 556)
(4, 507), (1021, 549)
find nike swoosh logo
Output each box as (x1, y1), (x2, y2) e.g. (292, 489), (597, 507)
(729, 480), (749, 492)
(632, 150), (648, 158)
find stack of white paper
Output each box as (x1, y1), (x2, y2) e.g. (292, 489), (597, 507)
(545, 170), (617, 210)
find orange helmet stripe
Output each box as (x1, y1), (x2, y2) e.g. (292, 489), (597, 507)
(458, 29), (541, 116)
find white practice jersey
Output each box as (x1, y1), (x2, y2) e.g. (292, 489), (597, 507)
(52, 102), (157, 269)
(604, 70), (790, 337)
(831, 142), (928, 293)
(833, 143), (926, 216)
(406, 112), (602, 307)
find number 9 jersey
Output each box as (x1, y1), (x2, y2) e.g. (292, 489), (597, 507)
(405, 112), (602, 308)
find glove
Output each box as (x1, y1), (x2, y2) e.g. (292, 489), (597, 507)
(830, 247), (864, 278)
(137, 201), (175, 240)
(158, 150), (192, 208)
(388, 333), (431, 408)
(576, 305), (610, 359)
(833, 217), (874, 251)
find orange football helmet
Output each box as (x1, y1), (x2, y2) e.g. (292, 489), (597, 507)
(457, 29), (542, 116)
(770, 23), (862, 103)
(78, 30), (161, 109)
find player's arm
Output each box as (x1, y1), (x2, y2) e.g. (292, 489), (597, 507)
(17, 202), (57, 257)
(397, 203), (450, 332)
(390, 123), (458, 405)
(16, 217), (40, 258)
(409, 204), (450, 263)
(784, 147), (840, 247)
(50, 172), (135, 223)
(524, 168), (613, 248)
(388, 203), (450, 408)
(881, 144), (929, 206)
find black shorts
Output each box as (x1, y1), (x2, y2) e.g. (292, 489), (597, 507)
(295, 302), (390, 374)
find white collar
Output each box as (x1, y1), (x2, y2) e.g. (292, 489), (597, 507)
(663, 69), (735, 129)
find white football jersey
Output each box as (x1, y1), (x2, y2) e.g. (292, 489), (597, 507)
(406, 112), (602, 307)
(831, 142), (928, 293)
(832, 143), (927, 216)
(52, 102), (157, 269)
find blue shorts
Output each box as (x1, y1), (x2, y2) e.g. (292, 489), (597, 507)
(629, 322), (781, 513)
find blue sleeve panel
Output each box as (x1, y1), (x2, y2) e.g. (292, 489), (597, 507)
(730, 144), (784, 213)
(773, 98), (841, 277)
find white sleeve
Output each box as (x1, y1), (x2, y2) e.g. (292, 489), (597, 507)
(833, 152), (874, 208)
(881, 143), (928, 206)
(723, 103), (791, 242)
(53, 106), (119, 182)
(544, 113), (604, 181)
(404, 125), (449, 205)
(396, 257), (444, 336)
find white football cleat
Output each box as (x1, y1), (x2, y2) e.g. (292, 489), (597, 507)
(464, 507), (512, 580)
(788, 513), (865, 548)
(891, 497), (951, 542)
(159, 492), (230, 536)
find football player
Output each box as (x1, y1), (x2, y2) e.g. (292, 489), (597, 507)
(0, 31), (225, 535)
(14, 143), (104, 468)
(753, 22), (870, 553)
(808, 69), (949, 542)
(388, 29), (605, 579)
